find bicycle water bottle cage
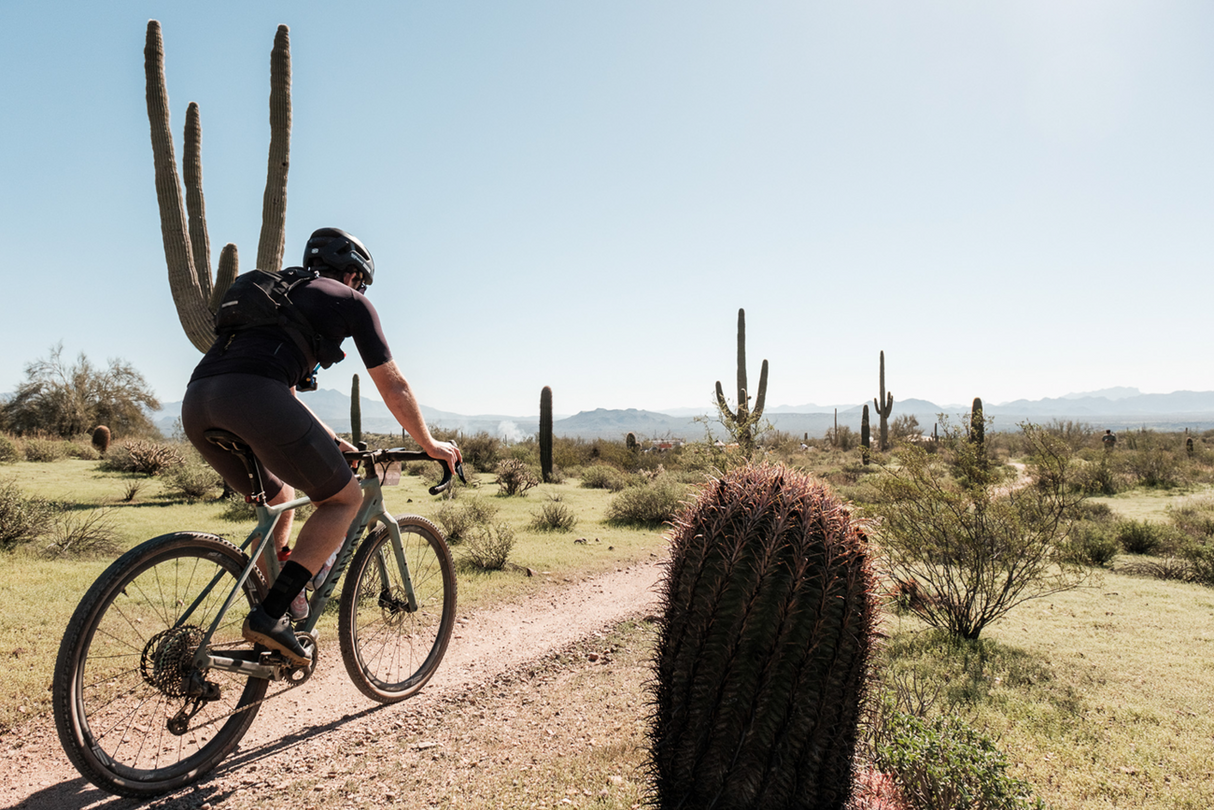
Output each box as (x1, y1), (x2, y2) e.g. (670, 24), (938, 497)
(202, 429), (270, 505)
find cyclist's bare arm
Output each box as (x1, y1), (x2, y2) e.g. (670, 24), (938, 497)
(367, 360), (462, 468)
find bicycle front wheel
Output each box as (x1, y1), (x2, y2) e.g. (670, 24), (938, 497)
(53, 532), (268, 797)
(339, 515), (456, 702)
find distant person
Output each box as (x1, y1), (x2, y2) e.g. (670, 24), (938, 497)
(1102, 429), (1116, 450)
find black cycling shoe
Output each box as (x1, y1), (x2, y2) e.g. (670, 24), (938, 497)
(242, 606), (311, 666)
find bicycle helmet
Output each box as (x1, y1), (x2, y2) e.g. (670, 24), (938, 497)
(302, 227), (375, 285)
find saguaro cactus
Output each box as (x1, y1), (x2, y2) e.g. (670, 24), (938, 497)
(970, 397), (985, 456)
(350, 374), (362, 446)
(873, 350), (894, 452)
(714, 308), (769, 456)
(539, 386), (553, 483)
(861, 404), (871, 465)
(145, 20), (292, 352)
(649, 463), (877, 810)
(626, 432), (638, 454)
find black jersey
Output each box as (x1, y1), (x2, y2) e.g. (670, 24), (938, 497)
(190, 275), (392, 389)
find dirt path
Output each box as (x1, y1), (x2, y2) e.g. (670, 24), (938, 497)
(0, 559), (665, 810)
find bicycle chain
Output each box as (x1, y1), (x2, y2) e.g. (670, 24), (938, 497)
(171, 637), (317, 734)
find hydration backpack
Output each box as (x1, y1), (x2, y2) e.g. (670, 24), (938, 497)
(213, 267), (345, 390)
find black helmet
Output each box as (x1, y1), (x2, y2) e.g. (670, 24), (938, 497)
(303, 227), (375, 285)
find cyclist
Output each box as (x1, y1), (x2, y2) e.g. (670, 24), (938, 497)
(181, 227), (462, 665)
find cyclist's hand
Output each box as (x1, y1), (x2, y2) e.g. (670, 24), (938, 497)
(427, 440), (462, 470)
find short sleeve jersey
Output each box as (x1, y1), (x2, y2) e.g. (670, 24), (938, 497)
(189, 274), (392, 388)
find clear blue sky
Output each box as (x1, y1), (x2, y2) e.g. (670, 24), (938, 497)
(3, 1), (1212, 417)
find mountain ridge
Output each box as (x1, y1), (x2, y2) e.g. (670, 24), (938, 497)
(150, 389), (1214, 441)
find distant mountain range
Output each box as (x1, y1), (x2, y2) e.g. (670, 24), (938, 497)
(151, 387), (1214, 441)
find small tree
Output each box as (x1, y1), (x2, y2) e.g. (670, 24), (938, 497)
(863, 421), (1089, 640)
(3, 344), (160, 438)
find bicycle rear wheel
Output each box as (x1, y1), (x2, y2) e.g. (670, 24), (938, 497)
(338, 515), (456, 702)
(53, 532), (268, 797)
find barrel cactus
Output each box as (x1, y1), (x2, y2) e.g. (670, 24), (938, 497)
(91, 426), (111, 454)
(649, 463), (877, 810)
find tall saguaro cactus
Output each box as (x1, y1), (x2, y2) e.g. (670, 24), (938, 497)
(714, 308), (769, 456)
(145, 20), (292, 352)
(873, 350), (894, 452)
(539, 386), (553, 483)
(970, 397), (985, 458)
(861, 404), (871, 465)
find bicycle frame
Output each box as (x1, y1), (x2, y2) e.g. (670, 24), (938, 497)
(184, 469), (418, 681)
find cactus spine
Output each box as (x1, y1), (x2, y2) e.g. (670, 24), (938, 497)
(861, 404), (871, 465)
(539, 386), (553, 483)
(873, 350), (893, 452)
(714, 308), (768, 456)
(350, 374), (362, 446)
(145, 20), (292, 352)
(650, 463), (877, 810)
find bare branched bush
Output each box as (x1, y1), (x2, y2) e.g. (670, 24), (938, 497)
(103, 440), (184, 476)
(163, 460), (221, 501)
(434, 497), (499, 544)
(463, 522), (515, 571)
(43, 508), (121, 558)
(495, 459), (539, 497)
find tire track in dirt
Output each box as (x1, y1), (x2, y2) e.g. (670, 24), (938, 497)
(1, 559), (664, 810)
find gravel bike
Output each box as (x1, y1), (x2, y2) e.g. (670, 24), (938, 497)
(52, 430), (463, 797)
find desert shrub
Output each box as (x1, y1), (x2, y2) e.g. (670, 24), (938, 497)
(66, 441), (100, 461)
(0, 478), (53, 550)
(1122, 447), (1185, 489)
(42, 508), (120, 558)
(1113, 519), (1176, 555)
(529, 495), (578, 532)
(120, 479), (145, 503)
(869, 698), (1046, 810)
(0, 435), (20, 464)
(495, 459), (539, 497)
(163, 460), (222, 501)
(1063, 522), (1120, 568)
(1179, 541), (1214, 587)
(581, 464), (631, 492)
(605, 474), (689, 526)
(1118, 555), (1194, 582)
(462, 522), (515, 571)
(1168, 494), (1214, 540)
(103, 440), (184, 476)
(433, 497), (499, 544)
(456, 431), (501, 473)
(23, 436), (67, 462)
(1071, 455), (1121, 495)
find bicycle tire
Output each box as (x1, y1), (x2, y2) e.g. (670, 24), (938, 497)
(53, 532), (269, 797)
(338, 515), (456, 702)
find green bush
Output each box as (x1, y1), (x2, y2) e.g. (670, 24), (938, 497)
(433, 496), (499, 544)
(580, 464), (631, 492)
(605, 474), (689, 526)
(1168, 494), (1214, 540)
(23, 436), (67, 462)
(0, 478), (53, 550)
(1180, 541), (1214, 587)
(870, 700), (1046, 810)
(462, 522), (515, 571)
(66, 441), (100, 461)
(455, 431), (501, 473)
(0, 435), (20, 464)
(529, 496), (578, 532)
(1063, 522), (1120, 568)
(1114, 519), (1176, 555)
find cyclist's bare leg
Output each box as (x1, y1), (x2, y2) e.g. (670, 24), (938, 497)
(288, 476), (361, 575)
